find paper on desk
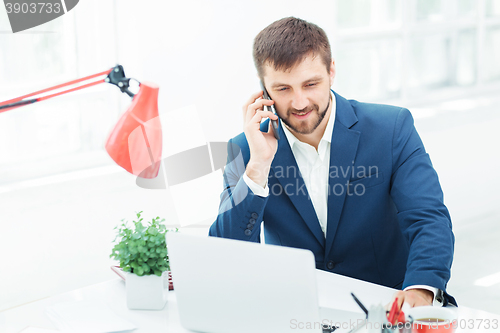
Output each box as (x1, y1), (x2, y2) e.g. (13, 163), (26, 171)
(315, 269), (395, 312)
(45, 300), (136, 333)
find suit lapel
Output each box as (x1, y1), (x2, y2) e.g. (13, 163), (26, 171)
(325, 92), (360, 256)
(271, 123), (326, 248)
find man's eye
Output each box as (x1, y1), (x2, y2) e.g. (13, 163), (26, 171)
(306, 83), (316, 87)
(278, 87), (288, 91)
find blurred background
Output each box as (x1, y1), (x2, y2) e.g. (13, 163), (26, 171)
(0, 0), (499, 315)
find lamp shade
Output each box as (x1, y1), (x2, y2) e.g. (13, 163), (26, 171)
(105, 82), (162, 179)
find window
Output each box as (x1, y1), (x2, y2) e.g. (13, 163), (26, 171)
(0, 1), (120, 185)
(332, 0), (500, 103)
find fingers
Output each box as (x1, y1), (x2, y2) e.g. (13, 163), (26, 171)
(243, 91), (275, 124)
(243, 90), (264, 112)
(394, 291), (406, 308)
(387, 290), (433, 311)
(241, 92), (280, 170)
(386, 290), (405, 312)
(406, 289), (433, 307)
(246, 99), (276, 123)
(246, 110), (278, 133)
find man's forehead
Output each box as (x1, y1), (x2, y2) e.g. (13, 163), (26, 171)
(262, 54), (327, 86)
(263, 53), (319, 74)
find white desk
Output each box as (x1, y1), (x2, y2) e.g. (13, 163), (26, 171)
(1, 271), (499, 333)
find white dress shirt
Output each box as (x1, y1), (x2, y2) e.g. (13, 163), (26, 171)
(279, 92), (336, 237)
(242, 91), (440, 304)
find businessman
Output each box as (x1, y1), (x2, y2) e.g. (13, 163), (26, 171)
(209, 17), (456, 307)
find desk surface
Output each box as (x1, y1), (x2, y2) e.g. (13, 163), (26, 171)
(2, 271), (499, 333)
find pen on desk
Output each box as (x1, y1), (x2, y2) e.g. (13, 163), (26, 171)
(387, 297), (399, 325)
(350, 293), (368, 317)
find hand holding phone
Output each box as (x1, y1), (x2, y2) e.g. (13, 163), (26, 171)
(242, 88), (279, 187)
(259, 81), (280, 140)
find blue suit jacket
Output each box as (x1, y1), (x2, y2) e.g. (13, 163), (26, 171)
(209, 91), (456, 305)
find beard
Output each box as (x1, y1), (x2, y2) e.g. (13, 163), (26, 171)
(280, 97), (330, 135)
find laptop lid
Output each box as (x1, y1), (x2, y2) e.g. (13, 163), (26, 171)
(167, 233), (322, 333)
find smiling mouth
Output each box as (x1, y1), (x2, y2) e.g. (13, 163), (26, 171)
(292, 109), (312, 117)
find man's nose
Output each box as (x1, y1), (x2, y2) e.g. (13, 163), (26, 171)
(291, 90), (309, 111)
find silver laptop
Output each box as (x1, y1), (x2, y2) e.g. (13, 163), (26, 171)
(167, 233), (362, 333)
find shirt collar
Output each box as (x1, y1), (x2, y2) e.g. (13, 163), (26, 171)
(282, 90), (336, 149)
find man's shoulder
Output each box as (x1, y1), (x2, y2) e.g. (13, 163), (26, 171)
(349, 99), (408, 119)
(345, 98), (413, 130)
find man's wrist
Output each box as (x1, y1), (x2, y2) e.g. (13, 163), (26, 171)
(404, 285), (440, 305)
(243, 172), (269, 197)
(246, 160), (271, 188)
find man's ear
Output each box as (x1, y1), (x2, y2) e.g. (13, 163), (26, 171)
(329, 59), (336, 86)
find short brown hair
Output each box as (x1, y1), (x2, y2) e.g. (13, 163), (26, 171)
(253, 17), (332, 80)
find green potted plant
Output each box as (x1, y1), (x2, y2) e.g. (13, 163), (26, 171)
(110, 211), (175, 310)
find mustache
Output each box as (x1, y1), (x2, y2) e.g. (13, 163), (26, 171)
(287, 105), (319, 114)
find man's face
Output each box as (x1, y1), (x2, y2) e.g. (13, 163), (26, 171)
(263, 54), (335, 136)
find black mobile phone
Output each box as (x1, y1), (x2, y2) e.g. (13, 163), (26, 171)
(260, 81), (280, 140)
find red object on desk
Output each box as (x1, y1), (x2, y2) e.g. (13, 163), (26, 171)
(111, 266), (174, 290)
(167, 271), (174, 290)
(387, 297), (399, 325)
(397, 309), (405, 323)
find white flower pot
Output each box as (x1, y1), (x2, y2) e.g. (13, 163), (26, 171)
(126, 272), (167, 310)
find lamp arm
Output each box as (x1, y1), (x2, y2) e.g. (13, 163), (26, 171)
(105, 65), (136, 97)
(0, 65), (161, 179)
(0, 65), (137, 113)
(0, 98), (37, 111)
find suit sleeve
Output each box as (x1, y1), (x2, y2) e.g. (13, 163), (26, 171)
(390, 108), (455, 302)
(209, 138), (268, 242)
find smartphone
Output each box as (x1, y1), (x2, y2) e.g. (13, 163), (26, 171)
(260, 81), (280, 140)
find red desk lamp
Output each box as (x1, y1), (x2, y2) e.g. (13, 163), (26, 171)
(0, 65), (162, 179)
